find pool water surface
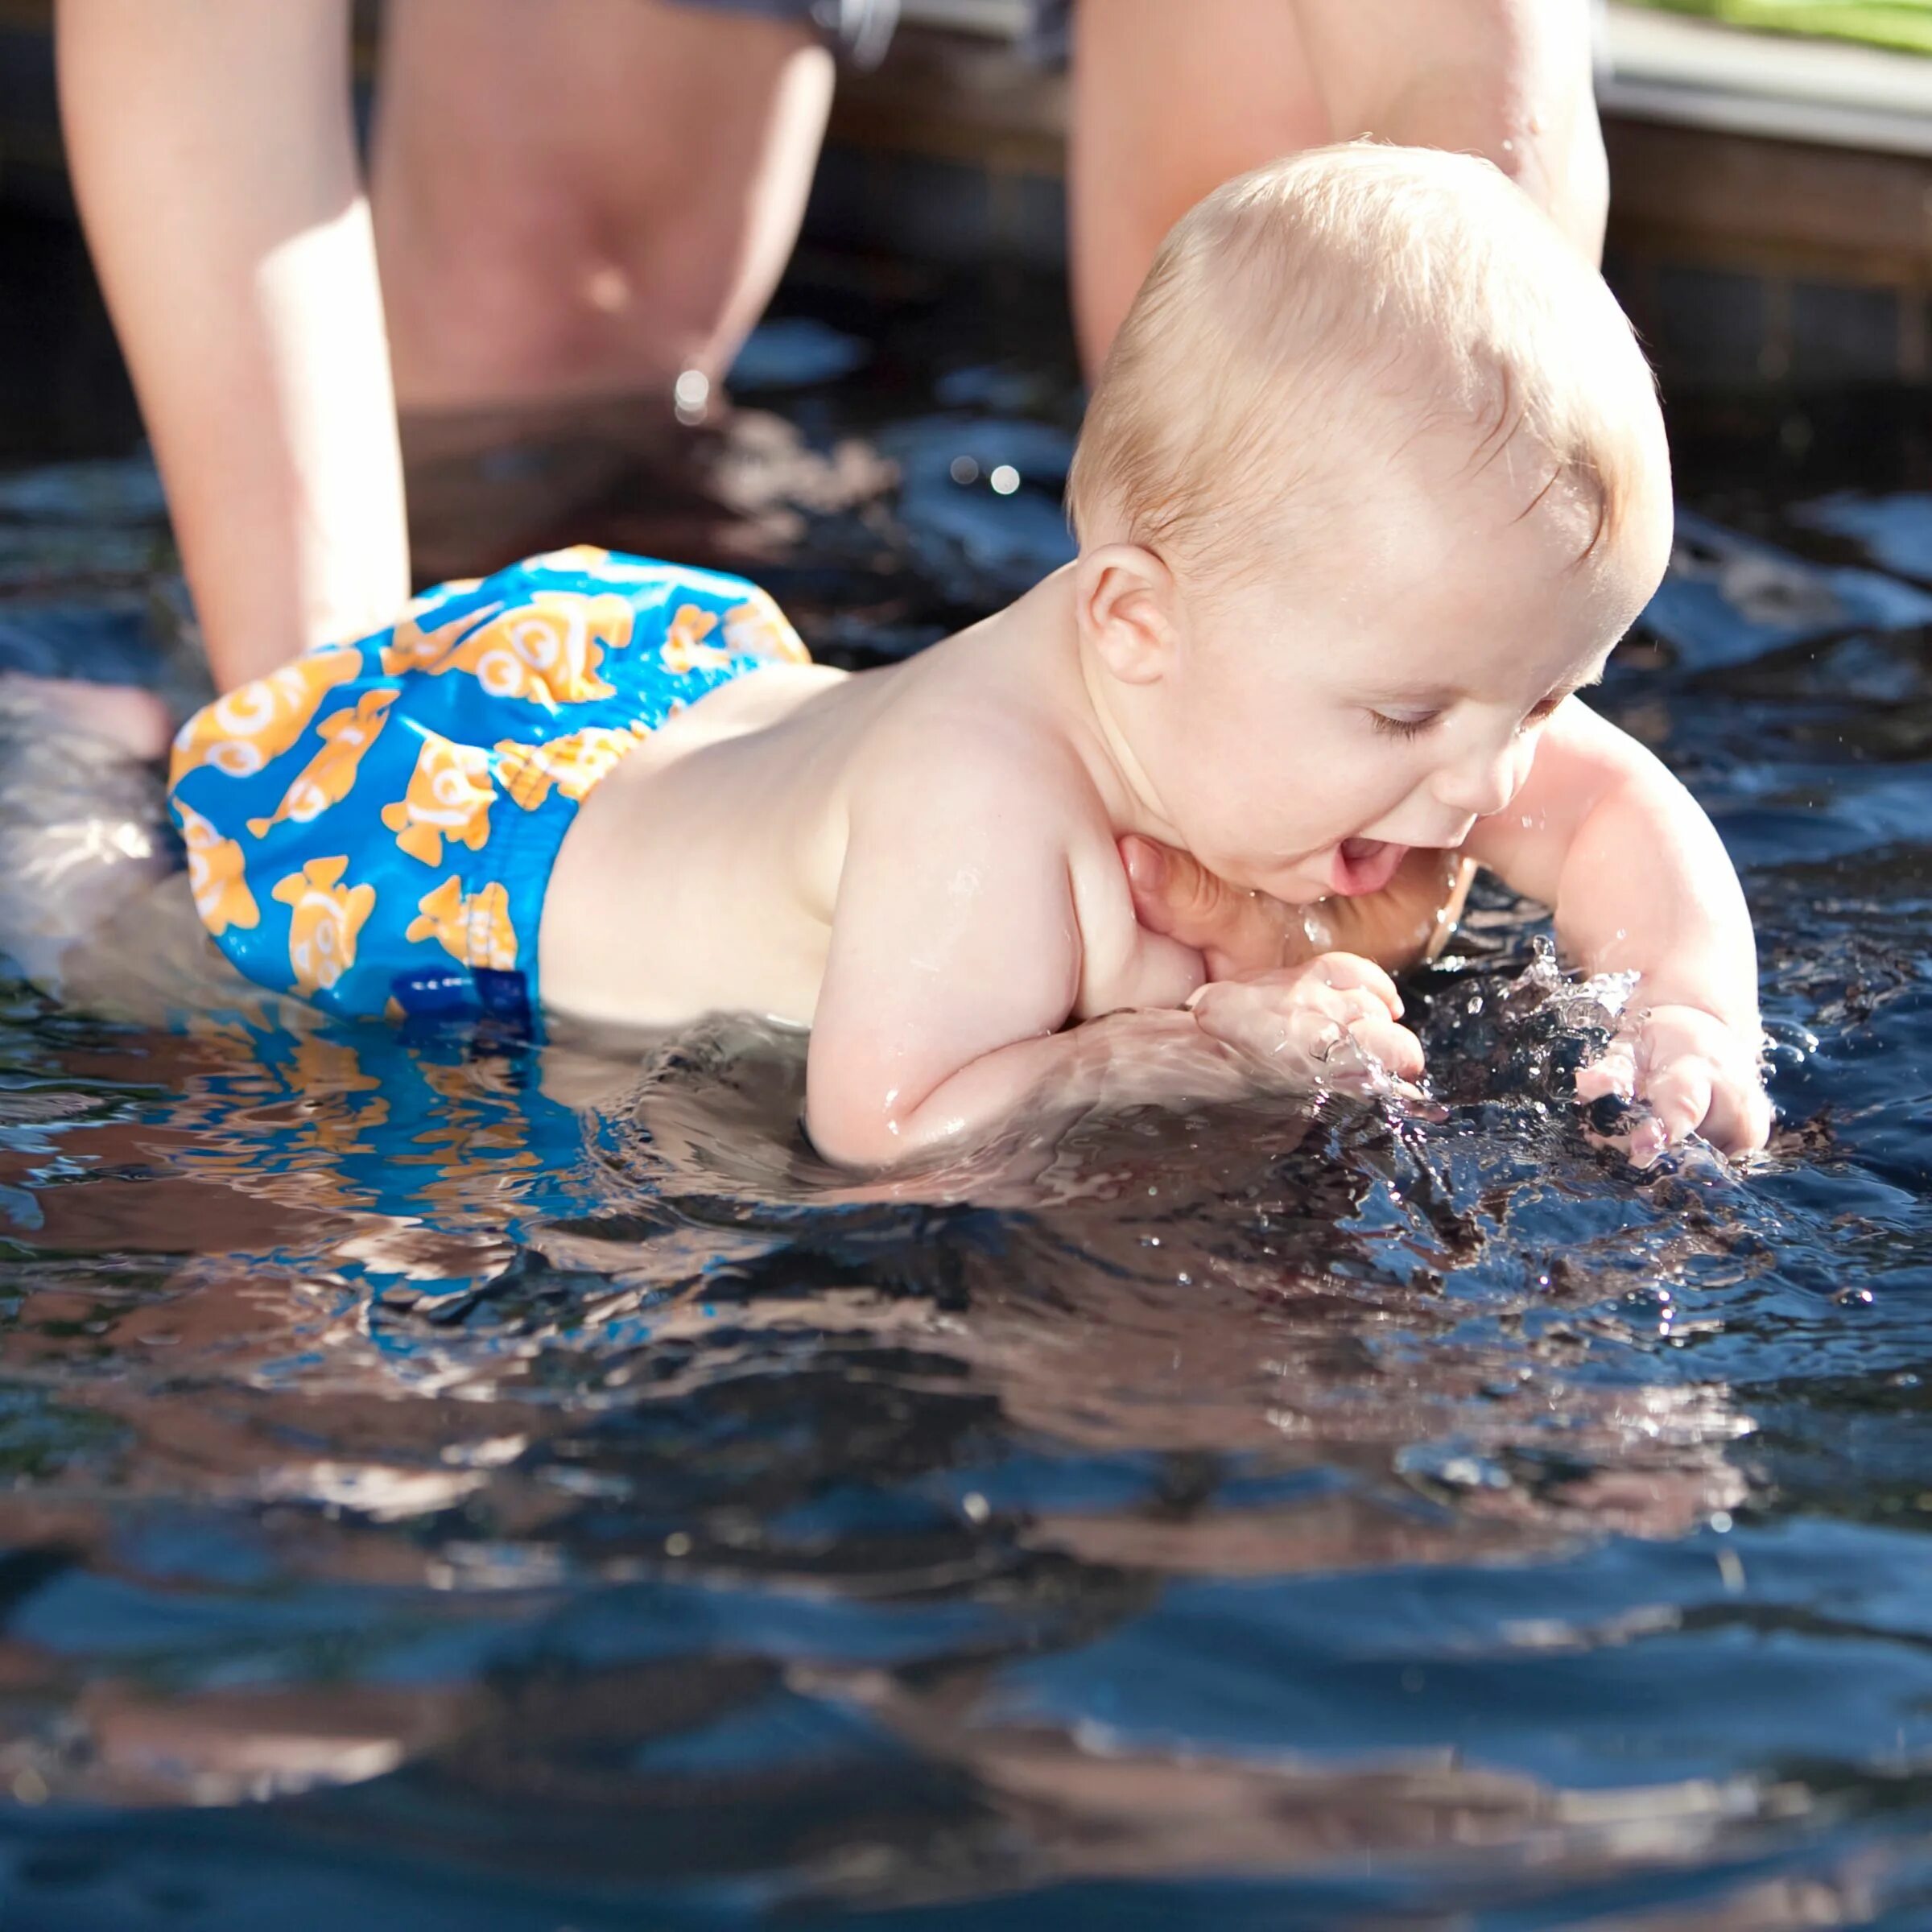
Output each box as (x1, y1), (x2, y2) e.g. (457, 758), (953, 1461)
(0, 263), (1925, 1928)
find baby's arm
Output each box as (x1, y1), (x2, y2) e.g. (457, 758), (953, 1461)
(807, 743), (1416, 1170)
(1465, 699), (1769, 1155)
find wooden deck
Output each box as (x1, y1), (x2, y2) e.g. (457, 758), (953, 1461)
(1599, 6), (1932, 384)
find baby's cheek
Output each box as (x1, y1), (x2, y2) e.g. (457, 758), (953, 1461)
(1505, 736), (1542, 805)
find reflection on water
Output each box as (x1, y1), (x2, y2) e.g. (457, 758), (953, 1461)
(0, 279), (1925, 1927)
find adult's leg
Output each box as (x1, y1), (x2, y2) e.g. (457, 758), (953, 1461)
(1068, 0), (1605, 375)
(59, 0), (409, 688)
(1290, 0), (1606, 259)
(1069, 0), (1328, 378)
(373, 0), (835, 414)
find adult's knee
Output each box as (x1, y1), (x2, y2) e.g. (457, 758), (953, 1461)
(372, 10), (831, 410)
(378, 188), (621, 408)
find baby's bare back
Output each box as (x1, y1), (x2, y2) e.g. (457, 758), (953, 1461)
(539, 659), (855, 1030)
(537, 584), (1187, 1042)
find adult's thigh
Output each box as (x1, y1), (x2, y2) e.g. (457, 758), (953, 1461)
(1288, 0), (1606, 258)
(1068, 0), (1328, 374)
(1068, 0), (1605, 374)
(374, 0), (835, 411)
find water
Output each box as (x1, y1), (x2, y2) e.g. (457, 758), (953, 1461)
(0, 258), (1926, 1928)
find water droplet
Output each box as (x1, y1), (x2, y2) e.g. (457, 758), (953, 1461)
(672, 368), (710, 424)
(989, 464), (1021, 495)
(962, 1492), (990, 1525)
(949, 455), (980, 485)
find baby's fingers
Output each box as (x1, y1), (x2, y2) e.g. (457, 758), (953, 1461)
(1641, 1056), (1773, 1156)
(1575, 1038), (1637, 1104)
(1642, 1056), (1713, 1152)
(1298, 1007), (1424, 1085)
(1309, 953), (1404, 1018)
(1360, 1014), (1426, 1083)
(1696, 1067), (1773, 1156)
(1305, 983), (1400, 1035)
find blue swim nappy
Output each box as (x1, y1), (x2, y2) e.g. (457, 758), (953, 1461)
(167, 547), (810, 1028)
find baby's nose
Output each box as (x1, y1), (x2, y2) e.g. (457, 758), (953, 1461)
(1433, 738), (1524, 819)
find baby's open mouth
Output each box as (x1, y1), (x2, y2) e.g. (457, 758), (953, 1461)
(1330, 836), (1408, 897)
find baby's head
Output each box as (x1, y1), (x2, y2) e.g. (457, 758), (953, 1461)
(1067, 142), (1674, 902)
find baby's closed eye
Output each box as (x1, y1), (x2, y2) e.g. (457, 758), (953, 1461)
(1368, 709), (1442, 741)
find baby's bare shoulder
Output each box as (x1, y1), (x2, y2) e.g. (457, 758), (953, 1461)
(854, 686), (1100, 837)
(832, 691), (1120, 976)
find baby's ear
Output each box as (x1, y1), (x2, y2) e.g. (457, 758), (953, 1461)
(1075, 543), (1179, 685)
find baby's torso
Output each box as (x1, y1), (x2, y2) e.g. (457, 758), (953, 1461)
(543, 650), (1204, 1045)
(539, 658), (854, 1031)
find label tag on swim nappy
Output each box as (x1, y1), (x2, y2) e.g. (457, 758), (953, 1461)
(390, 964), (536, 1041)
(390, 966), (478, 1019)
(472, 969), (534, 1034)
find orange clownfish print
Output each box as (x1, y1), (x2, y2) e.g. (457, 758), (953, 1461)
(405, 875), (518, 972)
(270, 856), (377, 995)
(522, 545), (613, 575)
(379, 592), (496, 679)
(721, 591), (810, 665)
(381, 735), (497, 867)
(493, 724), (642, 810)
(246, 690), (398, 839)
(660, 604), (733, 676)
(170, 649), (365, 783)
(388, 592), (634, 708)
(175, 799), (259, 938)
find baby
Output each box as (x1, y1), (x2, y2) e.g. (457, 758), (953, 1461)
(168, 144), (1769, 1171)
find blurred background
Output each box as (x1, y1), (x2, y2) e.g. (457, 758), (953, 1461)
(0, 0), (1929, 466)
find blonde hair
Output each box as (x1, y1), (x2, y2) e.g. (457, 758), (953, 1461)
(1066, 142), (1664, 579)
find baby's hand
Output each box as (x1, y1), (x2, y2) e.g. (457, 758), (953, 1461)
(1187, 954), (1425, 1094)
(1576, 1003), (1772, 1163)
